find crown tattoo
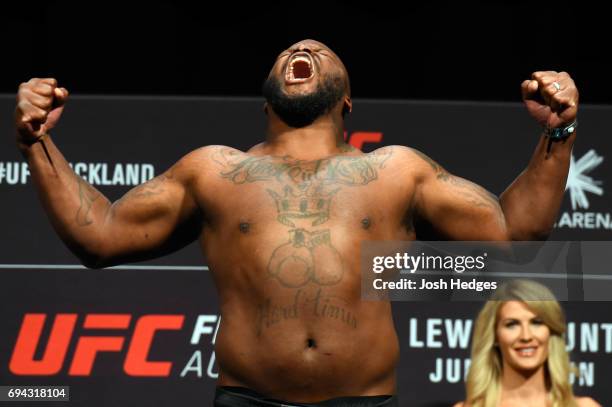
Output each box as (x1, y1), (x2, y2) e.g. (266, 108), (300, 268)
(267, 185), (340, 227)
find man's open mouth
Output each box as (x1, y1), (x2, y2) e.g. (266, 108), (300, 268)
(285, 53), (315, 84)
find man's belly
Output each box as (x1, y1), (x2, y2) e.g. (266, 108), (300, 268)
(201, 216), (411, 402)
(213, 288), (399, 402)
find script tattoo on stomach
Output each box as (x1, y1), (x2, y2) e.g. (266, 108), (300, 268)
(256, 288), (358, 336)
(212, 147), (392, 290)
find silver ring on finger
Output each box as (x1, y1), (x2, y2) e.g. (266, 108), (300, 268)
(552, 81), (561, 91)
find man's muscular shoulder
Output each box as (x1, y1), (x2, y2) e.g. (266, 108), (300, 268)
(368, 145), (436, 184)
(174, 145), (244, 183)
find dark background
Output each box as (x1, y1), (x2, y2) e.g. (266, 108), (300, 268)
(1, 2), (611, 406)
(0, 1), (609, 103)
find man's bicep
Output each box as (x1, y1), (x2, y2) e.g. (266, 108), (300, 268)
(97, 167), (201, 266)
(414, 152), (509, 240)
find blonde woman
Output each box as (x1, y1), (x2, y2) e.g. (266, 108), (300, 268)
(454, 280), (600, 407)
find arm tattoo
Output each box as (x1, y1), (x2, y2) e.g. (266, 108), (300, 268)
(413, 148), (506, 229)
(412, 148), (500, 209)
(442, 176), (500, 209)
(411, 148), (444, 173)
(111, 171), (175, 213)
(75, 177), (100, 226)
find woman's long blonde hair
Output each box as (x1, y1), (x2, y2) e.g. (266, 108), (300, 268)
(465, 279), (576, 407)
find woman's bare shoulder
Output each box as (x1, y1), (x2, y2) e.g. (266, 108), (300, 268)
(576, 396), (601, 407)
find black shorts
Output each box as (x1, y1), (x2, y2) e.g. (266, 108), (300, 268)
(214, 386), (399, 407)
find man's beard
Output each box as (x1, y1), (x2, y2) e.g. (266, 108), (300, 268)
(262, 74), (345, 128)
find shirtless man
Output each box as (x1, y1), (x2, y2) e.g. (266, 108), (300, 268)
(15, 39), (578, 406)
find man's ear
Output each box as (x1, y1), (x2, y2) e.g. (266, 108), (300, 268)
(263, 102), (269, 115)
(342, 97), (352, 116)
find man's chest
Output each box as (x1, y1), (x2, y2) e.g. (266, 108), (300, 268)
(196, 148), (417, 232)
(202, 178), (413, 231)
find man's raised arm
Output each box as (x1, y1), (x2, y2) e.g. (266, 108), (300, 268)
(15, 78), (204, 268)
(412, 71), (578, 241)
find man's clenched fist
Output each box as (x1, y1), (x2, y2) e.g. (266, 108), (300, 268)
(522, 71), (578, 130)
(15, 78), (68, 147)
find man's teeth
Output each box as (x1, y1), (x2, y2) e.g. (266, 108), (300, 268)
(516, 347), (537, 356)
(287, 56), (312, 80)
(292, 56), (311, 65)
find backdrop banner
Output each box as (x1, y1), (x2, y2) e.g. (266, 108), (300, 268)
(1, 95), (610, 406)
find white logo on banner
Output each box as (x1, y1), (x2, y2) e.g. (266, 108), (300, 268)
(557, 149), (611, 230)
(0, 161), (155, 186)
(179, 314), (220, 380)
(566, 149), (604, 210)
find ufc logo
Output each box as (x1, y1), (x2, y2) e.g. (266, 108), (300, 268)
(344, 131), (383, 150)
(9, 313), (184, 376)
